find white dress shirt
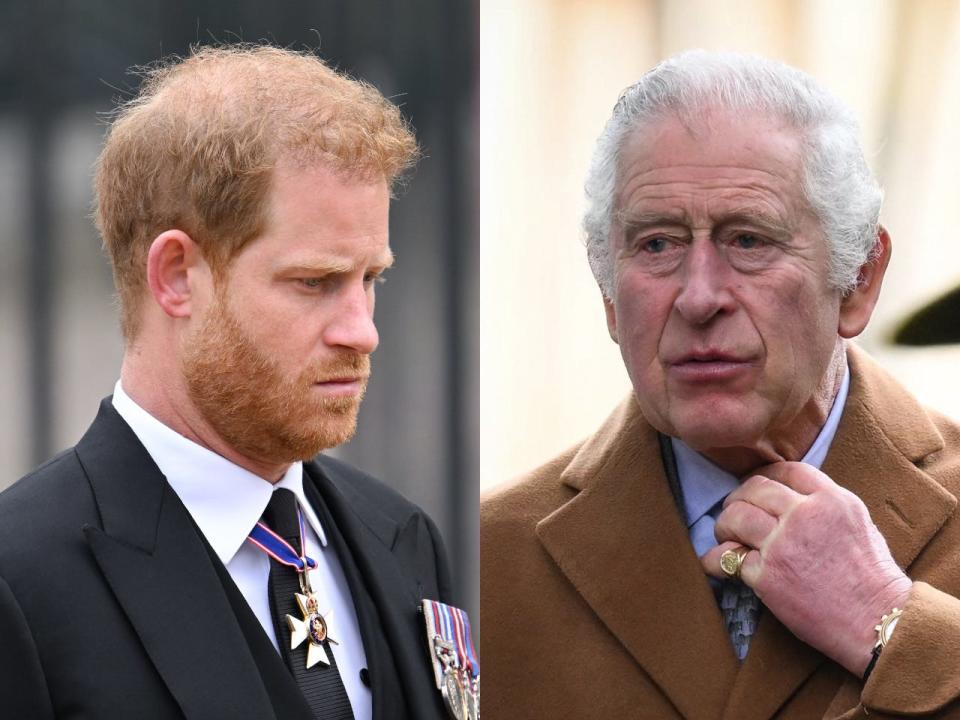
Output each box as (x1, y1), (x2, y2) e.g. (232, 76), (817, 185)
(112, 381), (371, 720)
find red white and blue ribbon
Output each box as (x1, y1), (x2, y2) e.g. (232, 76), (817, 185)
(246, 507), (318, 572)
(422, 599), (479, 685)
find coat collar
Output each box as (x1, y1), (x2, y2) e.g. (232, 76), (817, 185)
(307, 458), (400, 551)
(536, 396), (739, 720)
(723, 345), (956, 720)
(78, 398), (285, 720)
(536, 344), (957, 720)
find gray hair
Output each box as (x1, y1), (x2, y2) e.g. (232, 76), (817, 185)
(584, 49), (883, 298)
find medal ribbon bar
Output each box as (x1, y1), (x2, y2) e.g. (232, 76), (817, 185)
(422, 599), (479, 719)
(422, 599), (479, 684)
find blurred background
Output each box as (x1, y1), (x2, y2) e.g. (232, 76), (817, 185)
(481, 0), (960, 492)
(0, 1), (477, 617)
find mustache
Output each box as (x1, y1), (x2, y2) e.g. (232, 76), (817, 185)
(306, 353), (371, 384)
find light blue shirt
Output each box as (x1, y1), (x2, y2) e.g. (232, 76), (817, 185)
(676, 363), (851, 558)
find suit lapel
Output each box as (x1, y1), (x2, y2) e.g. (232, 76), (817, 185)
(77, 400), (277, 720)
(305, 460), (447, 720)
(721, 346), (958, 720)
(536, 397), (738, 720)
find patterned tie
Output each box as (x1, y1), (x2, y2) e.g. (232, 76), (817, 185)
(690, 498), (762, 661)
(659, 435), (761, 661)
(262, 489), (354, 720)
(719, 578), (760, 661)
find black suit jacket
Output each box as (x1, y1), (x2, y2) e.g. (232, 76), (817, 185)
(0, 399), (453, 719)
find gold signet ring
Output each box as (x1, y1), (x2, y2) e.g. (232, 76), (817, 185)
(719, 548), (748, 579)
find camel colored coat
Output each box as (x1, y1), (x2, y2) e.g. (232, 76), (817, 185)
(481, 346), (960, 719)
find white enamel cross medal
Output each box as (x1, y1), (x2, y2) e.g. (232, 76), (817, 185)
(245, 505), (339, 671)
(286, 590), (339, 669)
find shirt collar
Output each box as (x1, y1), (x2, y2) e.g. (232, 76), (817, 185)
(674, 361), (851, 528)
(111, 380), (327, 565)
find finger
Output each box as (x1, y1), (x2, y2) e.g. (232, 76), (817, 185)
(724, 473), (805, 517)
(714, 500), (778, 549)
(701, 541), (761, 586)
(753, 461), (834, 495)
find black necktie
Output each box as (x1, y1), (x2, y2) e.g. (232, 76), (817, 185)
(262, 488), (354, 720)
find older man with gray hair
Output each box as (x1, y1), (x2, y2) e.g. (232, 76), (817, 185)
(481, 50), (960, 719)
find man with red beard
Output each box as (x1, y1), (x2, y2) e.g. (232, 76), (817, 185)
(0, 46), (457, 720)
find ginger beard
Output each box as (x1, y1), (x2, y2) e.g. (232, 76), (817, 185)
(181, 290), (370, 465)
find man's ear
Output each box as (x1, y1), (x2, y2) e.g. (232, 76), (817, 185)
(604, 295), (620, 344)
(838, 226), (892, 339)
(145, 230), (208, 320)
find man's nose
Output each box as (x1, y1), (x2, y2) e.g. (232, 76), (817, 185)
(323, 282), (379, 354)
(673, 240), (735, 325)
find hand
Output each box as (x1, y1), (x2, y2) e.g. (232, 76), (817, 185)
(701, 461), (912, 676)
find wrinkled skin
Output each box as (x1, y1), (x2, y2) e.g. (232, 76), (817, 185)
(702, 462), (912, 675)
(603, 108), (906, 674)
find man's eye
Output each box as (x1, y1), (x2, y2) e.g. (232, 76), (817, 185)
(733, 234), (762, 249)
(364, 273), (386, 286)
(643, 237), (669, 253)
(300, 278), (326, 289)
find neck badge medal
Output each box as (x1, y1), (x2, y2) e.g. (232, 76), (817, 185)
(247, 508), (338, 668)
(422, 599), (479, 720)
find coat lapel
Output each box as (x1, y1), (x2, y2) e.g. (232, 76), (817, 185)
(536, 347), (959, 720)
(77, 400), (277, 720)
(536, 397), (739, 720)
(721, 345), (958, 720)
(305, 460), (447, 720)
(830, 346), (957, 569)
